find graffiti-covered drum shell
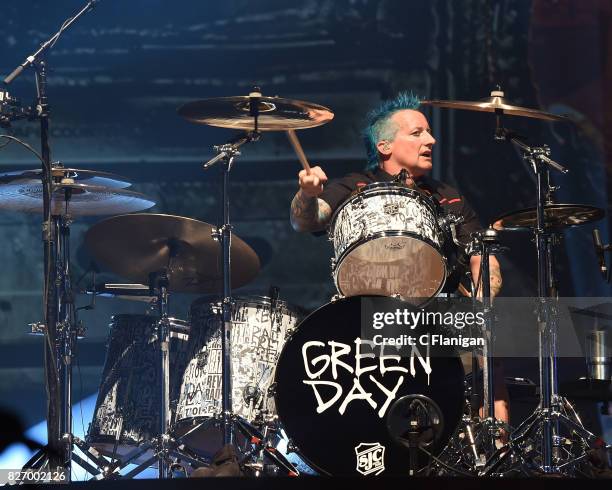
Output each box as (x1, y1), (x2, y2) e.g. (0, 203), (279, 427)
(87, 315), (190, 462)
(329, 183), (447, 301)
(273, 296), (465, 476)
(173, 296), (301, 457)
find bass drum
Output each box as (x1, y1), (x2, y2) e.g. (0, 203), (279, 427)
(273, 296), (465, 476)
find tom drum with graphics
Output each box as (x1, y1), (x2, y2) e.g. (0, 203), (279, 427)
(87, 314), (190, 461)
(173, 296), (301, 456)
(329, 182), (447, 302)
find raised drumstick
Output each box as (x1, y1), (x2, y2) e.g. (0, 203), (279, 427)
(286, 129), (311, 174)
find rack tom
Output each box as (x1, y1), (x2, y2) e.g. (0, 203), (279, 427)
(329, 182), (446, 302)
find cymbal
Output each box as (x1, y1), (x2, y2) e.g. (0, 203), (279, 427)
(421, 91), (569, 122)
(0, 167), (132, 188)
(0, 182), (155, 216)
(492, 204), (604, 231)
(85, 214), (260, 293)
(177, 95), (334, 130)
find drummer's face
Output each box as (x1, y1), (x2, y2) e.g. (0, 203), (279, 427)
(384, 110), (436, 177)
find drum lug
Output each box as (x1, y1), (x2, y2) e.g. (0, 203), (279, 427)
(330, 257), (336, 269)
(330, 293), (344, 302)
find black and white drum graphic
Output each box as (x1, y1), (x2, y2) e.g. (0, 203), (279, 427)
(274, 296), (465, 476)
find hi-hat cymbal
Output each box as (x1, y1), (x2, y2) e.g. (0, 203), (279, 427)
(492, 204), (604, 231)
(0, 167), (132, 188)
(421, 90), (569, 122)
(0, 182), (155, 216)
(85, 214), (260, 293)
(177, 95), (334, 130)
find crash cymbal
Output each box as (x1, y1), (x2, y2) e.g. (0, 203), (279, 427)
(421, 90), (569, 122)
(85, 214), (260, 293)
(0, 167), (132, 188)
(492, 204), (604, 231)
(0, 182), (155, 216)
(177, 94), (334, 130)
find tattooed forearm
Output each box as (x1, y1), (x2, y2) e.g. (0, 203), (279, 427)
(470, 255), (503, 298)
(290, 189), (332, 232)
(489, 261), (503, 297)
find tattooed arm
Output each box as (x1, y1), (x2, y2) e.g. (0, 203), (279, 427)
(290, 165), (333, 232)
(470, 254), (503, 298)
(290, 189), (333, 232)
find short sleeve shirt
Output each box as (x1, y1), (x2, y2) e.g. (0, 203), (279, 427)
(319, 167), (482, 292)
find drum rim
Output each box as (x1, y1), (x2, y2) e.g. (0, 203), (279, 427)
(190, 294), (303, 316)
(331, 230), (448, 301)
(328, 181), (439, 231)
(109, 314), (190, 331)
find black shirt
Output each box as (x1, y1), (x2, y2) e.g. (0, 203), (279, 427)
(319, 167), (482, 292)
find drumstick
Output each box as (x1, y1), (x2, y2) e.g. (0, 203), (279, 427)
(286, 129), (311, 174)
(458, 283), (472, 298)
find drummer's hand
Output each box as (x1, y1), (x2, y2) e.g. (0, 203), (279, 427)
(298, 166), (328, 198)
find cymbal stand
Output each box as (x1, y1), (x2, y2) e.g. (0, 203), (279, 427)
(150, 268), (172, 479)
(482, 130), (598, 476)
(447, 228), (507, 470)
(203, 130), (259, 448)
(475, 228), (506, 454)
(85, 262), (210, 480)
(3, 1), (101, 480)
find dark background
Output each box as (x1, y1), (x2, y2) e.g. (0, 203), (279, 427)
(0, 0), (610, 438)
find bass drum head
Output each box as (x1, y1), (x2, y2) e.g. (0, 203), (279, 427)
(274, 296), (465, 476)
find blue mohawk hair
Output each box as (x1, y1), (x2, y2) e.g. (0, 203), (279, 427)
(362, 91), (422, 171)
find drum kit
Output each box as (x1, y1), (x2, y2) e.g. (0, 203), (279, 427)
(1, 1), (610, 480)
(2, 82), (607, 478)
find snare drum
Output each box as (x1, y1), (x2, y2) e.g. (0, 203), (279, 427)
(87, 314), (190, 461)
(173, 296), (301, 457)
(273, 296), (465, 476)
(329, 182), (447, 302)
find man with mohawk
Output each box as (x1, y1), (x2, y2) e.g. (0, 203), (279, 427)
(289, 91), (508, 426)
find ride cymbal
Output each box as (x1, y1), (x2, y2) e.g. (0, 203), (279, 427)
(177, 94), (334, 131)
(492, 204), (604, 231)
(421, 90), (569, 122)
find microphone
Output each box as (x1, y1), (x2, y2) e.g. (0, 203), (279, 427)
(592, 229), (607, 278)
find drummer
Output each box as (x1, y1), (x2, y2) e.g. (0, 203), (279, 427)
(289, 91), (508, 424)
